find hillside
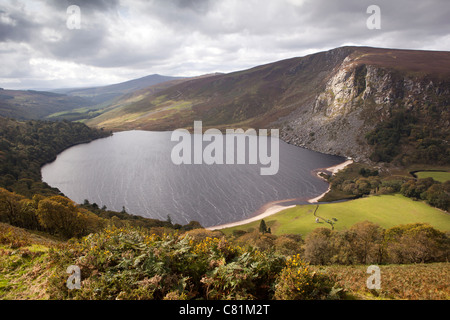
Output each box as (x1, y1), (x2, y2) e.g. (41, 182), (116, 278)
(1, 222), (448, 300)
(0, 75), (187, 121)
(0, 89), (92, 120)
(54, 74), (186, 107)
(86, 46), (450, 164)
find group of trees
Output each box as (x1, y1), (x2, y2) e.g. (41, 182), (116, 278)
(0, 117), (110, 197)
(366, 110), (417, 163)
(322, 164), (386, 201)
(0, 188), (103, 238)
(230, 220), (449, 265)
(304, 221), (449, 265)
(400, 178), (450, 211)
(336, 175), (450, 211)
(323, 162), (449, 212)
(0, 188), (191, 239)
(365, 109), (450, 166)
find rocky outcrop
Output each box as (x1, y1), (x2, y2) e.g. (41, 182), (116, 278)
(279, 49), (450, 162)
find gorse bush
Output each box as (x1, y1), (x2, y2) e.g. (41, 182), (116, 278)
(48, 227), (340, 300)
(274, 254), (341, 300)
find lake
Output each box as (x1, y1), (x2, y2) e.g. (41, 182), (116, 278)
(41, 130), (344, 227)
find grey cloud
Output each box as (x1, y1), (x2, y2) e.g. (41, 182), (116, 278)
(0, 8), (40, 42)
(0, 0), (449, 90)
(44, 0), (121, 12)
(168, 0), (212, 13)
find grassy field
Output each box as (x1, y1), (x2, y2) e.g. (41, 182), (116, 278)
(415, 171), (450, 183)
(221, 194), (450, 236)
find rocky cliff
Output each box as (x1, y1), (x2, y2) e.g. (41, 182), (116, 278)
(279, 47), (450, 162)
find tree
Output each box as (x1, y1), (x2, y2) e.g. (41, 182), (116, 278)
(259, 219), (268, 234)
(0, 188), (25, 226)
(18, 199), (40, 230)
(36, 196), (83, 238)
(401, 178), (435, 199)
(304, 228), (334, 265)
(348, 221), (384, 264)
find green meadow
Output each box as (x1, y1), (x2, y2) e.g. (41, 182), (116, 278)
(415, 171), (450, 183)
(221, 194), (450, 236)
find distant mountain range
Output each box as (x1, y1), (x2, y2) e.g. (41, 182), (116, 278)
(51, 74), (186, 106)
(0, 74), (185, 120)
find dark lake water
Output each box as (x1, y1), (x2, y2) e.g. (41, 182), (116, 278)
(41, 130), (344, 227)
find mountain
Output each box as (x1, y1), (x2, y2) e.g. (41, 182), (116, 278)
(86, 46), (450, 164)
(53, 74), (186, 106)
(0, 75), (186, 121)
(0, 89), (92, 120)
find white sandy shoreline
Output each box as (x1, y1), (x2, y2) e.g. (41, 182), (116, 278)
(206, 205), (296, 230)
(207, 159), (353, 231)
(307, 159), (354, 204)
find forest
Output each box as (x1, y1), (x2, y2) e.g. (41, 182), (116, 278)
(0, 117), (110, 197)
(365, 109), (450, 166)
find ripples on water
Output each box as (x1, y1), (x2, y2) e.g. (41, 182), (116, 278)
(41, 130), (344, 227)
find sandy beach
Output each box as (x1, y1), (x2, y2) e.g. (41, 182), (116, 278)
(207, 159), (353, 230)
(307, 159), (353, 203)
(207, 204), (296, 230)
(324, 159), (354, 175)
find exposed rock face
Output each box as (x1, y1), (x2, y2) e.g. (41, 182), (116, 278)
(279, 49), (450, 162)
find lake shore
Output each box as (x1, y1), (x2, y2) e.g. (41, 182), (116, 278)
(206, 204), (296, 230)
(307, 159), (353, 203)
(207, 159), (353, 230)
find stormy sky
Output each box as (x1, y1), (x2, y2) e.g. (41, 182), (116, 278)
(1, 0), (449, 90)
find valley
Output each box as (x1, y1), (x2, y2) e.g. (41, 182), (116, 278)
(1, 45), (449, 302)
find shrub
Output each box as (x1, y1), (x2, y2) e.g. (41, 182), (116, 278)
(202, 249), (285, 299)
(47, 227), (289, 300)
(274, 234), (304, 256)
(234, 230), (277, 251)
(274, 254), (342, 300)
